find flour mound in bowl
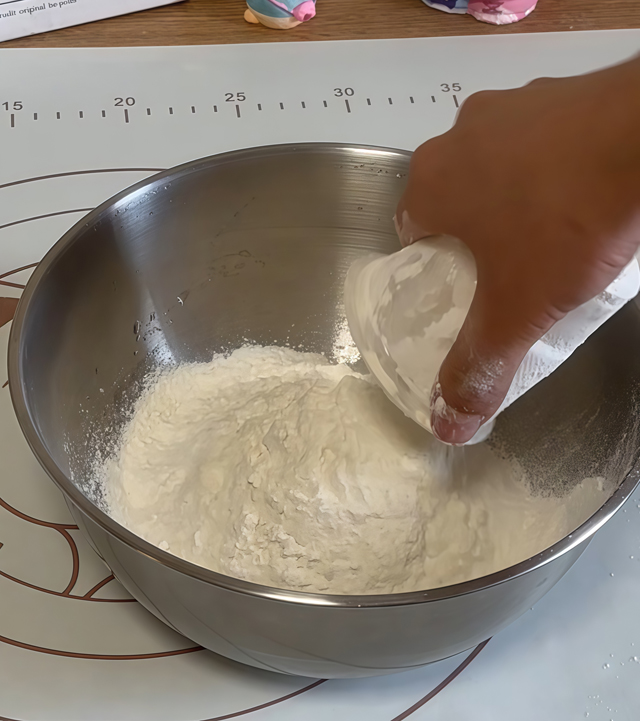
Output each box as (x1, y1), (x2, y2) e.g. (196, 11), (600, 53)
(102, 345), (606, 595)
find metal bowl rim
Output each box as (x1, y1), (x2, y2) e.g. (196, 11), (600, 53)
(8, 141), (639, 609)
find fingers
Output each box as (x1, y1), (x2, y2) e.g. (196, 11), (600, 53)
(394, 144), (436, 248)
(430, 284), (547, 445)
(395, 138), (451, 248)
(393, 209), (431, 248)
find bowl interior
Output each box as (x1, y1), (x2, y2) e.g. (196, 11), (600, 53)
(11, 144), (640, 584)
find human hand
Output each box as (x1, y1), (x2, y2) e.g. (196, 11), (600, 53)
(396, 58), (640, 444)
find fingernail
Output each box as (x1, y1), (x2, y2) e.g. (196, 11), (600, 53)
(430, 385), (484, 445)
(394, 210), (426, 248)
(393, 214), (411, 247)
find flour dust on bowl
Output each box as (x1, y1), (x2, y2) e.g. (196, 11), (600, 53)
(8, 143), (640, 678)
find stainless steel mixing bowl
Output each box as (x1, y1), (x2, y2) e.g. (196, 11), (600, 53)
(8, 144), (640, 678)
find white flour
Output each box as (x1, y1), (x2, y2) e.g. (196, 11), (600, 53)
(103, 345), (607, 595)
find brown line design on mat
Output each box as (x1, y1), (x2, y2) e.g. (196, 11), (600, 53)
(0, 495), (134, 602)
(0, 266), (33, 320)
(0, 297), (19, 328)
(0, 643), (489, 720)
(0, 633), (202, 660)
(0, 681), (324, 721)
(1, 264), (37, 387)
(58, 528), (80, 595)
(0, 495), (78, 530)
(0, 168), (165, 191)
(0, 209), (94, 233)
(83, 573), (121, 599)
(200, 679), (327, 721)
(0, 495), (80, 597)
(0, 264), (39, 281)
(390, 639), (490, 721)
(0, 567), (135, 603)
(0, 253), (133, 605)
(191, 641), (488, 721)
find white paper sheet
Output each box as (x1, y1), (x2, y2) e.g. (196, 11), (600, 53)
(0, 0), (183, 43)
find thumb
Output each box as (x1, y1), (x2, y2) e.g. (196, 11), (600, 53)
(430, 284), (545, 445)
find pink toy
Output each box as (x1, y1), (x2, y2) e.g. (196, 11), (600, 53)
(245, 0), (316, 30)
(421, 0), (537, 25)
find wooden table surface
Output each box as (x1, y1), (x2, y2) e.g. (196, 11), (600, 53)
(3, 0), (640, 49)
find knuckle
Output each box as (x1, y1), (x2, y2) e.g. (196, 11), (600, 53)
(526, 76), (555, 87)
(456, 366), (505, 414)
(457, 89), (498, 116)
(412, 137), (441, 164)
(440, 358), (506, 417)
